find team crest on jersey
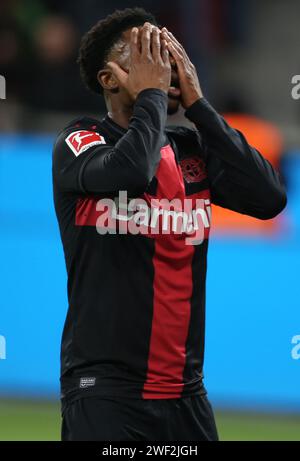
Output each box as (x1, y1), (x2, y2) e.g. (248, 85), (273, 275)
(180, 157), (207, 183)
(65, 130), (106, 157)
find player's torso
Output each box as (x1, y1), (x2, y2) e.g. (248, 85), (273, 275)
(55, 119), (211, 398)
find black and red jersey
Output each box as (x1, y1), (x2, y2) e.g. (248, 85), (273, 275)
(52, 89), (286, 406)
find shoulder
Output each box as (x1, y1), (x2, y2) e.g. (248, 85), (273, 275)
(53, 117), (108, 159)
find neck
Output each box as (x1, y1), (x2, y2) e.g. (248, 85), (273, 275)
(107, 108), (133, 129)
(106, 97), (134, 130)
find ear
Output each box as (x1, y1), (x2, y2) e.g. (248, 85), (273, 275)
(97, 69), (119, 92)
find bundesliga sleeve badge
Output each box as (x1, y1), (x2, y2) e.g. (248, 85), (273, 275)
(65, 130), (106, 157)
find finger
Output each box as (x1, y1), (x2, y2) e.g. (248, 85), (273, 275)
(166, 33), (185, 56)
(161, 39), (170, 65)
(163, 28), (190, 63)
(130, 27), (139, 61)
(167, 41), (183, 65)
(162, 28), (183, 50)
(168, 39), (185, 59)
(106, 61), (128, 86)
(141, 22), (151, 58)
(151, 27), (161, 62)
(166, 41), (186, 77)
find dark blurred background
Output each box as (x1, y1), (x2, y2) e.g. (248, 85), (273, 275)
(0, 0), (300, 441)
(0, 0), (299, 143)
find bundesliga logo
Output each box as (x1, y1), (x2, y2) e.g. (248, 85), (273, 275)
(95, 191), (211, 246)
(65, 130), (106, 157)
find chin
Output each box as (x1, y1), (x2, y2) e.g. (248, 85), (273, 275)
(167, 98), (181, 115)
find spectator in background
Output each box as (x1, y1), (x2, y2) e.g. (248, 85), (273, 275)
(0, 0), (182, 124)
(26, 15), (102, 113)
(43, 0), (177, 34)
(0, 16), (30, 102)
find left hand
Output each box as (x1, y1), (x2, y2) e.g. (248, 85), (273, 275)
(161, 28), (203, 109)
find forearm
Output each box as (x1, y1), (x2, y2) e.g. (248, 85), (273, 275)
(185, 98), (287, 219)
(82, 89), (168, 193)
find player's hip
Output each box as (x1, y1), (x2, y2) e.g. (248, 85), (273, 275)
(61, 392), (219, 441)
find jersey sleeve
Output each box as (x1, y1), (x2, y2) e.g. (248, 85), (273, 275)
(184, 98), (287, 219)
(52, 88), (168, 195)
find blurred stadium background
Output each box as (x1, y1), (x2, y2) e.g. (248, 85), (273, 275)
(0, 0), (300, 441)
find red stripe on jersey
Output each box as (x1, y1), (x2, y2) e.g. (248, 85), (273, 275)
(75, 197), (99, 226)
(142, 235), (195, 398)
(142, 144), (195, 398)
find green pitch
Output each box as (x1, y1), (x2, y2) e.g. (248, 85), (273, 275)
(0, 400), (299, 441)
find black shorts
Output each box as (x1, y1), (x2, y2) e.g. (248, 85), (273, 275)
(61, 393), (219, 441)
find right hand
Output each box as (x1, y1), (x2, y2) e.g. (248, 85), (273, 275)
(107, 23), (171, 101)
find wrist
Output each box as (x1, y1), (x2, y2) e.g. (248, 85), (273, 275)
(184, 97), (213, 124)
(138, 86), (168, 96)
(136, 87), (168, 97)
(184, 91), (204, 110)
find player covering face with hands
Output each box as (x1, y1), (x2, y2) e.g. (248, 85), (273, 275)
(98, 22), (203, 117)
(53, 8), (286, 442)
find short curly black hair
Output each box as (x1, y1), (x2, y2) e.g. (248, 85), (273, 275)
(78, 7), (158, 95)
